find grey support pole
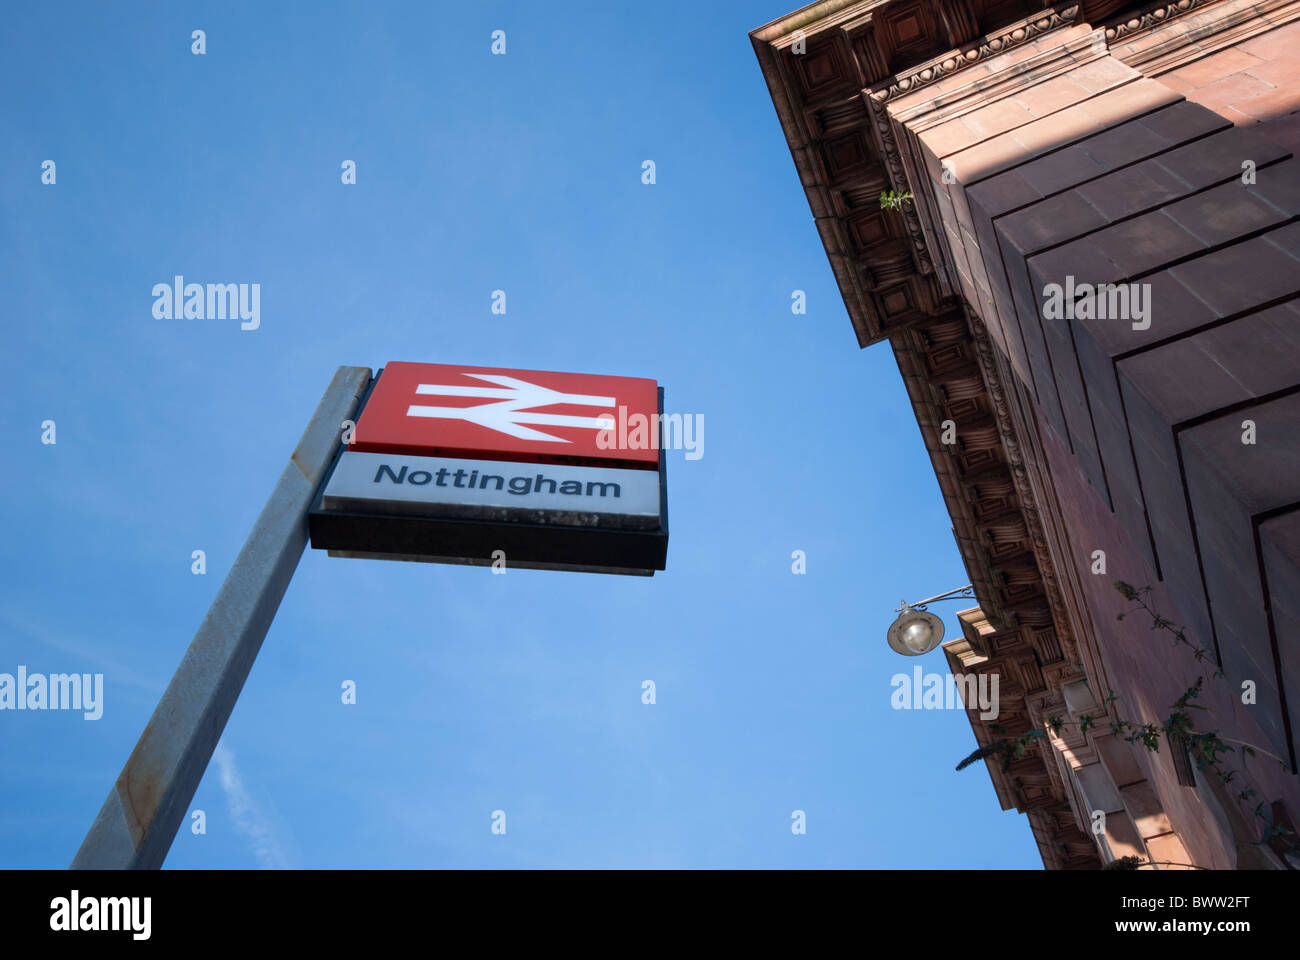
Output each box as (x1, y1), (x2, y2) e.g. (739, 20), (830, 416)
(71, 366), (373, 869)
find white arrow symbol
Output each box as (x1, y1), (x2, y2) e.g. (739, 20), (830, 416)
(406, 373), (616, 443)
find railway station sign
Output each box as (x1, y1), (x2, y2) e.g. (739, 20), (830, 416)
(308, 362), (669, 575)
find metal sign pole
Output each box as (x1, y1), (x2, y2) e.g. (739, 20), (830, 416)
(71, 366), (373, 869)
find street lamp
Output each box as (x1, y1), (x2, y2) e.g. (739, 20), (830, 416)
(886, 585), (974, 656)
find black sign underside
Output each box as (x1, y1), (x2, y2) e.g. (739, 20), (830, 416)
(308, 509), (667, 575)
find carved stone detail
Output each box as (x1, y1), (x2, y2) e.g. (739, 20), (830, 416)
(863, 93), (936, 278)
(1103, 0), (1200, 41)
(965, 310), (1082, 667)
(868, 3), (1081, 102)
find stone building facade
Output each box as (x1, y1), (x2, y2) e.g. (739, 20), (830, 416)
(752, 0), (1300, 868)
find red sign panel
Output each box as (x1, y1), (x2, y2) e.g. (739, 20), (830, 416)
(351, 362), (660, 469)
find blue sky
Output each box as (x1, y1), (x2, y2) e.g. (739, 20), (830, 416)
(0, 1), (1042, 868)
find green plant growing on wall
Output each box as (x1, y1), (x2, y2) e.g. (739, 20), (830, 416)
(954, 581), (1296, 859)
(1114, 581), (1222, 676)
(955, 725), (1046, 773)
(878, 189), (914, 211)
(1102, 854), (1209, 870)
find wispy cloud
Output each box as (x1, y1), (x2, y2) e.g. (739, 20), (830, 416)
(0, 609), (165, 695)
(212, 743), (290, 869)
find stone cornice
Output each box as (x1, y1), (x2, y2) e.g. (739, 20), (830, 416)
(871, 4), (1083, 104)
(748, 0), (1107, 347)
(750, 0), (878, 47)
(894, 309), (1092, 676)
(966, 312), (1081, 667)
(884, 22), (1103, 129)
(1104, 0), (1206, 41)
(1105, 0), (1300, 73)
(943, 608), (1102, 866)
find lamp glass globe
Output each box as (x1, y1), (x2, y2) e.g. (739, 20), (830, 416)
(901, 619), (933, 653)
